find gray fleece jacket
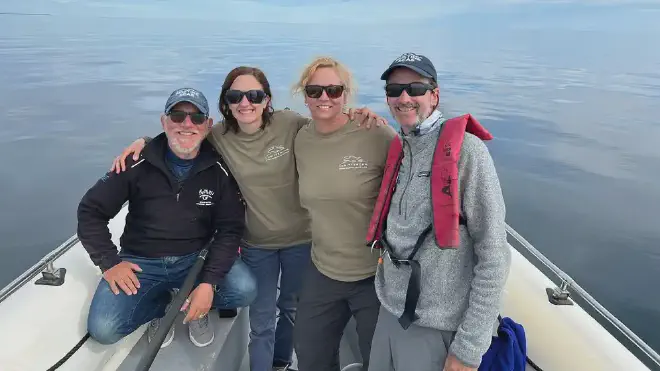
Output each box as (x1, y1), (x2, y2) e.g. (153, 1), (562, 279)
(374, 114), (511, 368)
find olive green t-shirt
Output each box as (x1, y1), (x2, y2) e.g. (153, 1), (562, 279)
(209, 109), (312, 248)
(294, 119), (396, 282)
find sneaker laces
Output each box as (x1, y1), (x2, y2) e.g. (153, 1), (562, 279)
(191, 314), (210, 332)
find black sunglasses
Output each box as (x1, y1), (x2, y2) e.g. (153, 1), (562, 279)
(304, 85), (345, 99)
(385, 82), (435, 98)
(168, 111), (208, 125)
(225, 89), (267, 105)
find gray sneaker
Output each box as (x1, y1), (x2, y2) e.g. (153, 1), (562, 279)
(147, 317), (175, 348)
(147, 289), (177, 348)
(188, 313), (214, 347)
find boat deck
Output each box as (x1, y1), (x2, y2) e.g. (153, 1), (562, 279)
(115, 304), (363, 371)
(1, 202), (657, 371)
(117, 307), (249, 371)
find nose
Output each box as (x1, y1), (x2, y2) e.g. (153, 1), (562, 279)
(181, 115), (196, 127)
(318, 89), (330, 101)
(238, 96), (251, 106)
(397, 90), (413, 103)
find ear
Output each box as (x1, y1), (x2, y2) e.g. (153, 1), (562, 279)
(160, 114), (167, 129)
(432, 88), (440, 106)
(206, 117), (213, 129)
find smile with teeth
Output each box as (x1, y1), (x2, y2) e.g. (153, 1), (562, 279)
(396, 105), (418, 113)
(238, 108), (255, 114)
(317, 105), (332, 110)
(177, 131), (197, 136)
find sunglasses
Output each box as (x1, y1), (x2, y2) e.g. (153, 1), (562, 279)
(304, 85), (345, 99)
(385, 82), (435, 98)
(168, 111), (208, 125)
(225, 89), (267, 105)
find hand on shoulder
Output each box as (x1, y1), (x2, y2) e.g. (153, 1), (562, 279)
(110, 137), (148, 174)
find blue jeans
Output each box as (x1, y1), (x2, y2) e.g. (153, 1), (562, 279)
(87, 251), (257, 345)
(241, 242), (311, 371)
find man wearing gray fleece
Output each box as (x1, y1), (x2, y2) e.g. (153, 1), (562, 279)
(367, 53), (511, 371)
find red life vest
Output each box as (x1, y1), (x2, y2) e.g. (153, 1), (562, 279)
(365, 113), (493, 250)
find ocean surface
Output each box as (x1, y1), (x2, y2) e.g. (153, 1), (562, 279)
(1, 0), (659, 356)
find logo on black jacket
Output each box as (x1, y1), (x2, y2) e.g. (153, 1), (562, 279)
(197, 189), (215, 206)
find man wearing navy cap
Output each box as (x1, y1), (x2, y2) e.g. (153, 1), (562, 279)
(78, 88), (256, 349)
(367, 54), (511, 370)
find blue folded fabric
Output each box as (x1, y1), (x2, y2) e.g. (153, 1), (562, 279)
(479, 317), (527, 371)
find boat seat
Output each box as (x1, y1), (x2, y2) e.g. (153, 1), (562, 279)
(116, 307), (249, 371)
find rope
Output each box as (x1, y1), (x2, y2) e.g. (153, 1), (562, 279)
(46, 332), (90, 370)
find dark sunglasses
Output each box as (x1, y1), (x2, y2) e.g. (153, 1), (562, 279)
(385, 82), (435, 98)
(304, 85), (345, 99)
(168, 111), (208, 125)
(225, 89), (267, 104)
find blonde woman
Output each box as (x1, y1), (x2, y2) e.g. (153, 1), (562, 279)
(292, 57), (397, 371)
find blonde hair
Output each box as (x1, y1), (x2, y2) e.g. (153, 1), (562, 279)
(292, 56), (356, 103)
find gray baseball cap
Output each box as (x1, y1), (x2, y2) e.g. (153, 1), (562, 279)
(380, 53), (437, 83)
(164, 88), (209, 116)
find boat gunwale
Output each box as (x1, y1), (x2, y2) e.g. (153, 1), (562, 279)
(0, 221), (658, 369)
(0, 233), (79, 304)
(506, 224), (660, 370)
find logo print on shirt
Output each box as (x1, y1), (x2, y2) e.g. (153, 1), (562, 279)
(265, 145), (290, 161)
(197, 189), (215, 206)
(339, 156), (368, 170)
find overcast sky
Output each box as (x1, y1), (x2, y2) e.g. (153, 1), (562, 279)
(5, 0), (660, 24)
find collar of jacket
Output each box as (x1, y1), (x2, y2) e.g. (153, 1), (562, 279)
(402, 109), (444, 137)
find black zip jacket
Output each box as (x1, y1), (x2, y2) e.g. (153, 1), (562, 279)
(77, 133), (246, 284)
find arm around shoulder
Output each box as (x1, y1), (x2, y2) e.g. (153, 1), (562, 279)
(275, 108), (312, 132)
(449, 135), (511, 367)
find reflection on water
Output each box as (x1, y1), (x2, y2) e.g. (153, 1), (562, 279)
(1, 8), (659, 352)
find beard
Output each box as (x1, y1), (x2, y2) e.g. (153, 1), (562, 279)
(167, 135), (205, 159)
(389, 102), (428, 126)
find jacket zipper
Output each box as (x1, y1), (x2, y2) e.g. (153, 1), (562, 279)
(172, 162), (214, 202)
(176, 182), (183, 202)
(398, 139), (414, 218)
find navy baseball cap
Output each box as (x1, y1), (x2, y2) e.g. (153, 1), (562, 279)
(380, 53), (437, 83)
(164, 88), (209, 116)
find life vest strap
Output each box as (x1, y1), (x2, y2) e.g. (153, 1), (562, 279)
(380, 216), (466, 329)
(381, 223), (432, 329)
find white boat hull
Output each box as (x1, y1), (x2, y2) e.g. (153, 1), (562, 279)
(0, 205), (656, 370)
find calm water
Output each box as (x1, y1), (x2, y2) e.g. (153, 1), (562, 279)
(1, 2), (659, 354)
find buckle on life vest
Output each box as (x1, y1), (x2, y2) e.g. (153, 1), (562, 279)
(388, 255), (411, 268)
(370, 239), (380, 253)
(380, 238), (406, 268)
